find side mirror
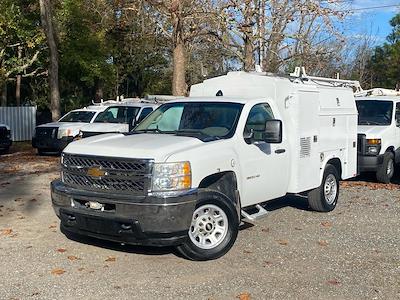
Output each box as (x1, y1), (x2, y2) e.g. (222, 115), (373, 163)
(264, 119), (282, 143)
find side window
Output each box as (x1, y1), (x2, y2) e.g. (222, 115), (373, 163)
(396, 103), (400, 127)
(244, 103), (274, 141)
(138, 107), (153, 122)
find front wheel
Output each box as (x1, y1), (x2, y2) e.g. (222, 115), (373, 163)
(176, 192), (239, 261)
(308, 164), (339, 212)
(376, 152), (394, 183)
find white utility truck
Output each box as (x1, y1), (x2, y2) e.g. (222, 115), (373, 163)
(51, 69), (358, 260)
(355, 88), (400, 183)
(77, 100), (158, 138)
(32, 105), (108, 154)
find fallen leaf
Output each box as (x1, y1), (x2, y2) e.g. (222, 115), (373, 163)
(237, 292), (251, 300)
(56, 248), (67, 253)
(51, 268), (65, 275)
(261, 227), (270, 233)
(105, 256), (116, 262)
(114, 286), (122, 289)
(30, 198), (37, 202)
(77, 267), (84, 272)
(17, 216), (25, 220)
(327, 279), (340, 286)
(277, 239), (288, 246)
(294, 227), (302, 231)
(321, 221), (332, 228)
(67, 255), (80, 261)
(1, 228), (12, 235)
(318, 240), (329, 246)
(48, 225), (56, 229)
(243, 250), (252, 254)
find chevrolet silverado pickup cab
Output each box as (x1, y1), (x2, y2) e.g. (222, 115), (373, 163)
(78, 102), (157, 138)
(51, 70), (358, 260)
(355, 88), (400, 183)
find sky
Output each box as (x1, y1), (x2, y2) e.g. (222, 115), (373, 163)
(341, 0), (400, 44)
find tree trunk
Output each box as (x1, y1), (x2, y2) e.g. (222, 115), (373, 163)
(243, 1), (254, 72)
(15, 46), (22, 106)
(171, 0), (187, 96)
(95, 79), (103, 102)
(40, 0), (60, 121)
(172, 41), (187, 96)
(1, 82), (7, 106)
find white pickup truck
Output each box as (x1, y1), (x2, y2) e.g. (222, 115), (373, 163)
(355, 88), (400, 183)
(78, 102), (157, 138)
(51, 70), (358, 260)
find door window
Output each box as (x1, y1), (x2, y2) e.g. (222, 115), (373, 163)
(395, 103), (400, 127)
(138, 107), (153, 123)
(244, 103), (274, 142)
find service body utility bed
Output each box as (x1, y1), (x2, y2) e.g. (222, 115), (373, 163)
(51, 71), (357, 260)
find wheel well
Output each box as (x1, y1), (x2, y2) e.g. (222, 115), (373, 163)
(385, 146), (395, 153)
(198, 171), (240, 216)
(327, 158), (342, 179)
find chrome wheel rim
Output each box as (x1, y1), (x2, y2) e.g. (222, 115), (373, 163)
(324, 174), (337, 205)
(387, 159), (394, 175)
(189, 204), (228, 250)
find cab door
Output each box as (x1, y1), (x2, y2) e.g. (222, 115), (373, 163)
(238, 103), (290, 207)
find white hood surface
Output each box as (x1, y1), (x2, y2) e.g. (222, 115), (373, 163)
(36, 122), (88, 130)
(64, 133), (204, 162)
(80, 123), (128, 133)
(358, 125), (391, 138)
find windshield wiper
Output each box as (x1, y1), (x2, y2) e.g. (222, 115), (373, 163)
(175, 129), (220, 141)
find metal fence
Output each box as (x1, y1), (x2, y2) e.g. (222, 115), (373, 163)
(0, 106), (36, 141)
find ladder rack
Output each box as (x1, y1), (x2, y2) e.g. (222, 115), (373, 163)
(290, 67), (362, 93)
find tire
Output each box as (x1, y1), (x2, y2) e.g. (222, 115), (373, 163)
(376, 152), (394, 184)
(37, 149), (45, 155)
(308, 164), (339, 212)
(176, 191), (239, 261)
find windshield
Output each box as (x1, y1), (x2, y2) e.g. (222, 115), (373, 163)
(94, 106), (140, 124)
(59, 111), (95, 123)
(134, 102), (244, 141)
(356, 100), (393, 126)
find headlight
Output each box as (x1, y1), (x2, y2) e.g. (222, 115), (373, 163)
(57, 128), (73, 139)
(6, 130), (11, 139)
(151, 161), (191, 192)
(366, 139), (381, 155)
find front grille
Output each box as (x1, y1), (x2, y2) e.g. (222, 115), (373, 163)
(0, 127), (8, 139)
(62, 154), (152, 195)
(36, 127), (58, 139)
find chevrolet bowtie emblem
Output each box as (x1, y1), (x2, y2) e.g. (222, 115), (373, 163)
(87, 166), (106, 178)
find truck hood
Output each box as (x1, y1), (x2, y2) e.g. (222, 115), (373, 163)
(358, 125), (391, 138)
(64, 133), (204, 162)
(36, 122), (87, 130)
(80, 123), (128, 133)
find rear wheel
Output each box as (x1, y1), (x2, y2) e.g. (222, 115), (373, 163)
(376, 152), (394, 183)
(308, 164), (339, 212)
(176, 192), (239, 261)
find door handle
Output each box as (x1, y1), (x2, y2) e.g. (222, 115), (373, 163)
(275, 149), (286, 154)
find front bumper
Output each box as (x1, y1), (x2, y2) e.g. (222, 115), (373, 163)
(357, 153), (385, 173)
(0, 138), (12, 150)
(51, 180), (197, 247)
(32, 136), (73, 152)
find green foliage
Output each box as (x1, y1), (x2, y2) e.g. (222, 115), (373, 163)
(368, 13), (400, 89)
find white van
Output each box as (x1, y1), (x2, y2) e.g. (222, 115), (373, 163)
(355, 88), (400, 183)
(51, 69), (358, 260)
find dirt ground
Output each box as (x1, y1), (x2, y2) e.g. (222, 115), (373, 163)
(0, 144), (399, 300)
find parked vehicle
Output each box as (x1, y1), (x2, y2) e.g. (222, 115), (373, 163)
(78, 102), (158, 138)
(32, 105), (108, 154)
(0, 123), (12, 152)
(355, 88), (400, 183)
(51, 69), (358, 260)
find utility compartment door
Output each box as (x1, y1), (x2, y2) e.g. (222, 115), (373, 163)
(292, 90), (320, 191)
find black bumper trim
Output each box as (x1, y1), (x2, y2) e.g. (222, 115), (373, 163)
(0, 139), (12, 150)
(59, 208), (188, 247)
(32, 136), (73, 151)
(357, 154), (384, 173)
